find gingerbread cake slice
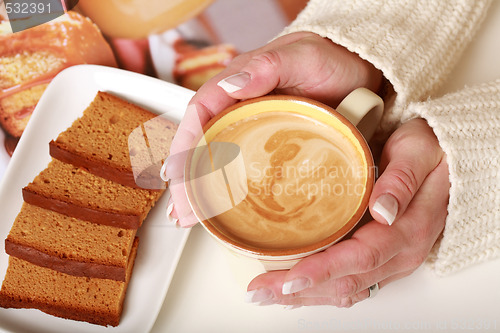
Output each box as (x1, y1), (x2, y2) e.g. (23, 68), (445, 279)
(5, 203), (136, 281)
(0, 238), (139, 327)
(49, 91), (177, 189)
(22, 159), (163, 229)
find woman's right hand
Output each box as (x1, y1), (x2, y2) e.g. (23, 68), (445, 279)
(164, 31), (383, 227)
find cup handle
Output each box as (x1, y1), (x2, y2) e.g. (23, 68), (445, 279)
(336, 88), (384, 141)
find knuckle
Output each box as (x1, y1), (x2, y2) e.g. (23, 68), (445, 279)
(413, 222), (433, 243)
(250, 50), (282, 70)
(230, 52), (254, 67)
(297, 40), (324, 56)
(404, 214), (437, 247)
(336, 276), (360, 298)
(408, 255), (427, 271)
(403, 252), (427, 271)
(338, 297), (355, 308)
(388, 164), (419, 199)
(357, 245), (382, 272)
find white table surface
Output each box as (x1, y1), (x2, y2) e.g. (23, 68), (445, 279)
(150, 2), (500, 333)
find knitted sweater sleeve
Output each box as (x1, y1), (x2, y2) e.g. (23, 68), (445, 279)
(280, 0), (499, 275)
(280, 0), (492, 131)
(403, 81), (500, 276)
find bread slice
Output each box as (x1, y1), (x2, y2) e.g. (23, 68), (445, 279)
(49, 91), (177, 189)
(5, 203), (136, 281)
(0, 238), (138, 327)
(23, 159), (163, 229)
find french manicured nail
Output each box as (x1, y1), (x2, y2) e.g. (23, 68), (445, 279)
(282, 277), (310, 295)
(245, 288), (273, 303)
(284, 304), (302, 310)
(373, 194), (398, 225)
(217, 72), (250, 93)
(175, 220), (182, 230)
(160, 158), (169, 182)
(166, 202), (178, 225)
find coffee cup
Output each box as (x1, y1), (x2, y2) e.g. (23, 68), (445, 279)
(185, 88), (383, 271)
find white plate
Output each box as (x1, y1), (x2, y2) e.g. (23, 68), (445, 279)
(0, 65), (195, 333)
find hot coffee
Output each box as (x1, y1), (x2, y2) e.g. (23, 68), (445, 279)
(193, 110), (368, 251)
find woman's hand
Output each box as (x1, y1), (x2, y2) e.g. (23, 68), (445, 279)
(245, 119), (450, 307)
(165, 31), (383, 227)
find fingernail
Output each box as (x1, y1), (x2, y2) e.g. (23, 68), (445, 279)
(373, 194), (398, 225)
(284, 304), (302, 310)
(282, 277), (310, 295)
(245, 288), (273, 303)
(166, 202), (178, 225)
(217, 72), (250, 93)
(160, 158), (169, 182)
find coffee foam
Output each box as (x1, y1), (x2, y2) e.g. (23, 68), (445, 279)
(192, 111), (367, 250)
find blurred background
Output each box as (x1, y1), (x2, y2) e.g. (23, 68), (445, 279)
(0, 0), (308, 177)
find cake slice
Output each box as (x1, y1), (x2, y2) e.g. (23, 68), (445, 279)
(174, 43), (237, 91)
(23, 159), (163, 229)
(0, 12), (116, 138)
(5, 203), (136, 281)
(49, 91), (177, 189)
(0, 238), (139, 327)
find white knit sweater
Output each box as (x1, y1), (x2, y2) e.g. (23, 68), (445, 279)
(281, 0), (500, 276)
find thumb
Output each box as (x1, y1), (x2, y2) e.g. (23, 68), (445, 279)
(215, 46), (313, 98)
(369, 119), (444, 225)
(216, 33), (378, 107)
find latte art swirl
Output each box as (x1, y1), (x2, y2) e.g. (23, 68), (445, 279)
(247, 129), (337, 222)
(201, 111), (367, 250)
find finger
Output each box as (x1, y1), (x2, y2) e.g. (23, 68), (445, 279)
(396, 156), (450, 250)
(252, 265), (410, 307)
(325, 157), (450, 300)
(247, 221), (403, 298)
(245, 270), (287, 304)
(217, 32), (382, 106)
(278, 247), (405, 300)
(245, 268), (370, 307)
(217, 36), (342, 103)
(276, 284), (375, 307)
(280, 220), (404, 295)
(248, 156), (449, 307)
(167, 33), (333, 228)
(166, 171), (200, 227)
(190, 33), (317, 112)
(370, 119), (444, 225)
(165, 104), (210, 179)
(276, 270), (414, 307)
(164, 104), (207, 228)
(320, 157), (451, 301)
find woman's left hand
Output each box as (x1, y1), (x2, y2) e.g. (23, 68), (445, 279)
(246, 118), (450, 307)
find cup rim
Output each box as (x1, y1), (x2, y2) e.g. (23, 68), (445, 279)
(185, 95), (375, 258)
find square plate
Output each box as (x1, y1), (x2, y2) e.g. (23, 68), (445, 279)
(0, 65), (194, 333)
